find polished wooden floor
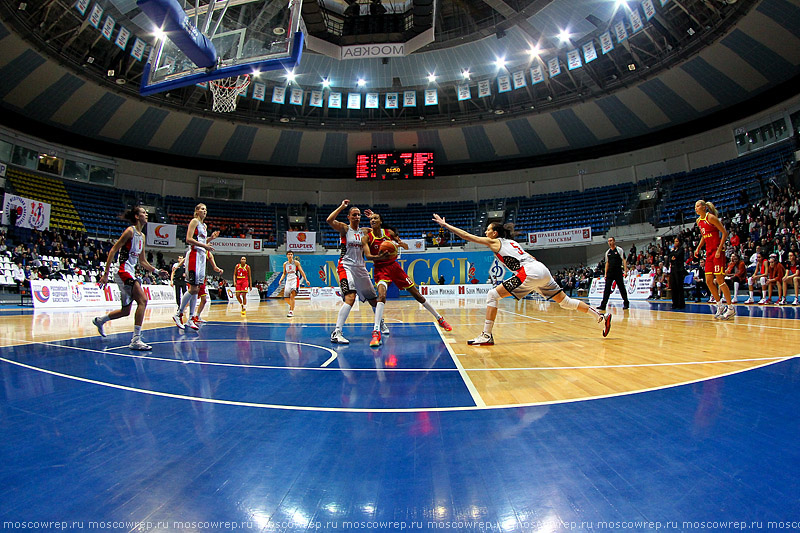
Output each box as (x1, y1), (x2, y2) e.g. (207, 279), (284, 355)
(3, 296), (796, 409)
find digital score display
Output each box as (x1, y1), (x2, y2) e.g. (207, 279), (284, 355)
(356, 152), (434, 180)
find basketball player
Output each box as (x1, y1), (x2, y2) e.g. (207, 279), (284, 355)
(170, 254), (186, 307)
(780, 251), (799, 305)
(92, 206), (168, 350)
(279, 251), (308, 318)
(744, 251), (769, 304)
(174, 203), (215, 330)
(189, 251), (223, 326)
(326, 199), (388, 345)
(234, 256), (252, 316)
(693, 200), (735, 320)
(432, 214), (611, 345)
(364, 211), (452, 348)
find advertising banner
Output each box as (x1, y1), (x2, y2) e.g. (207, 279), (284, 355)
(2, 193), (51, 230)
(588, 272), (655, 300)
(417, 284), (493, 297)
(286, 231), (317, 253)
(210, 237), (261, 253)
(270, 250), (499, 288)
(30, 280), (175, 309)
(145, 223), (177, 248)
(527, 227), (592, 247)
(225, 287), (260, 301)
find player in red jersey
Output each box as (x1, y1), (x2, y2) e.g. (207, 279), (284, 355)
(92, 206), (169, 350)
(693, 200), (735, 320)
(780, 251), (799, 305)
(363, 211), (451, 348)
(234, 256), (252, 317)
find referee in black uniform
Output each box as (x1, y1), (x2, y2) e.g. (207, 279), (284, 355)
(599, 237), (629, 311)
(170, 255), (187, 307)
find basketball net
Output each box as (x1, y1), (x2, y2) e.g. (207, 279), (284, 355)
(209, 74), (251, 113)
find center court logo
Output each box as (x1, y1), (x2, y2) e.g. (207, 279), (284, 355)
(34, 285), (50, 303)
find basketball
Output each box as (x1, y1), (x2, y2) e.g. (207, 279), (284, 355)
(379, 240), (398, 258)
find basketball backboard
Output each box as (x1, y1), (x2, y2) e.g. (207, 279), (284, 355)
(138, 0), (303, 96)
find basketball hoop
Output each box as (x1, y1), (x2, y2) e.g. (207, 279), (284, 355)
(209, 74), (251, 113)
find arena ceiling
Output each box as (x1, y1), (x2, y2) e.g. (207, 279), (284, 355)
(0, 0), (799, 177)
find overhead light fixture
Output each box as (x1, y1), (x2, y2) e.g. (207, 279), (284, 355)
(427, 73), (436, 83)
(687, 27), (695, 35)
(615, 0), (627, 8)
(495, 57), (506, 69)
(462, 69), (470, 79)
(252, 70), (261, 77)
(86, 56), (95, 64)
(322, 78), (331, 88)
(558, 29), (571, 42)
(107, 69), (115, 77)
(357, 78), (366, 87)
(528, 45), (541, 57)
(628, 63), (636, 70)
(286, 70), (296, 83)
(153, 28), (166, 40)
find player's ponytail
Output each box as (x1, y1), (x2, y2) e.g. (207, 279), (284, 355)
(488, 221), (518, 238)
(701, 200), (719, 217)
(122, 206), (142, 224)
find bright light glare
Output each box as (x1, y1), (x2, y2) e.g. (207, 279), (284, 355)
(286, 70), (296, 82)
(357, 78), (366, 87)
(528, 45), (541, 57)
(462, 69), (470, 79)
(495, 57), (506, 69)
(322, 77), (331, 87)
(558, 29), (570, 42)
(616, 0), (627, 8)
(153, 28), (166, 40)
(427, 73), (436, 83)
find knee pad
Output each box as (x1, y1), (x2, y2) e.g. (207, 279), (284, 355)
(486, 288), (500, 308)
(559, 295), (580, 310)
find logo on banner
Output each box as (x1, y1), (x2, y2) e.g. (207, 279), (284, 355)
(34, 285), (50, 303)
(8, 197), (27, 226)
(30, 203), (47, 230)
(458, 286), (465, 294)
(583, 229), (591, 239)
(318, 265), (327, 283)
(530, 234), (537, 244)
(104, 285), (114, 301)
(414, 241), (423, 249)
(155, 225), (169, 238)
(420, 286), (428, 295)
(297, 233), (307, 242)
(254, 241), (261, 250)
(70, 285), (82, 302)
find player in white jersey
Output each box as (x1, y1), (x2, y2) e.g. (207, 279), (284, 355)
(174, 203), (215, 331)
(92, 206), (168, 350)
(326, 199), (387, 345)
(432, 215), (611, 345)
(280, 251), (309, 317)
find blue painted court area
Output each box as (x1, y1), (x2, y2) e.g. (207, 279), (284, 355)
(1, 320), (799, 532)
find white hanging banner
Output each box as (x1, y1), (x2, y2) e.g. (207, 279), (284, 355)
(583, 41), (597, 63)
(328, 92), (342, 108)
(309, 89), (323, 107)
(403, 90), (416, 107)
(512, 70), (526, 89)
(74, 0), (90, 15)
(614, 21), (628, 43)
(643, 0), (657, 20)
(365, 92), (379, 108)
(600, 31), (614, 54)
(660, 0), (670, 6)
(209, 237), (261, 253)
(629, 7), (644, 33)
(567, 49), (582, 70)
(286, 231), (317, 252)
(424, 89), (438, 105)
(130, 38), (146, 61)
(289, 88), (303, 105)
(478, 79), (491, 98)
(30, 281), (176, 309)
(530, 65), (544, 84)
(527, 227), (592, 248)
(347, 92), (361, 109)
(589, 272), (655, 301)
(2, 194), (51, 230)
(547, 57), (561, 77)
(89, 3), (103, 28)
(385, 92), (398, 108)
(497, 75), (511, 93)
(101, 16), (115, 40)
(145, 223), (177, 248)
(252, 83), (266, 101)
(457, 84), (471, 101)
(115, 26), (130, 50)
(272, 86), (286, 104)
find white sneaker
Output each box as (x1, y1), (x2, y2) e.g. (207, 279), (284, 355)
(793, 298), (799, 305)
(778, 299), (787, 305)
(721, 306), (736, 320)
(708, 296), (716, 303)
(744, 297), (754, 304)
(713, 305), (726, 320)
(380, 319), (390, 336)
(758, 298), (769, 305)
(467, 332), (494, 346)
(93, 317), (106, 337)
(128, 338), (152, 351)
(287, 310), (294, 318)
(187, 318), (200, 330)
(330, 330), (350, 344)
(173, 315), (185, 330)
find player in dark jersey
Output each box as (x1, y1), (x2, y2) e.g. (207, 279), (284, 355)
(693, 200), (735, 320)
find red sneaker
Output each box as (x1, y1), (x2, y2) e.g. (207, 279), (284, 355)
(370, 330), (382, 348)
(437, 316), (452, 331)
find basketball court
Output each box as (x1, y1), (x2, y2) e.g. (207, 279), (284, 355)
(2, 298), (798, 531)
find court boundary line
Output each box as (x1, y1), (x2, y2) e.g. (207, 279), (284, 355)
(0, 354), (795, 413)
(435, 326), (485, 407)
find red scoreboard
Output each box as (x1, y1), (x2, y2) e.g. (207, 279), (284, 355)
(356, 151), (435, 180)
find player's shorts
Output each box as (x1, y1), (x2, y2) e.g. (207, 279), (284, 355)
(373, 260), (414, 290)
(704, 251), (725, 275)
(502, 260), (563, 300)
(114, 271), (141, 308)
(197, 282), (207, 297)
(338, 263), (377, 302)
(283, 275), (299, 297)
(186, 249), (206, 286)
(235, 279), (249, 292)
